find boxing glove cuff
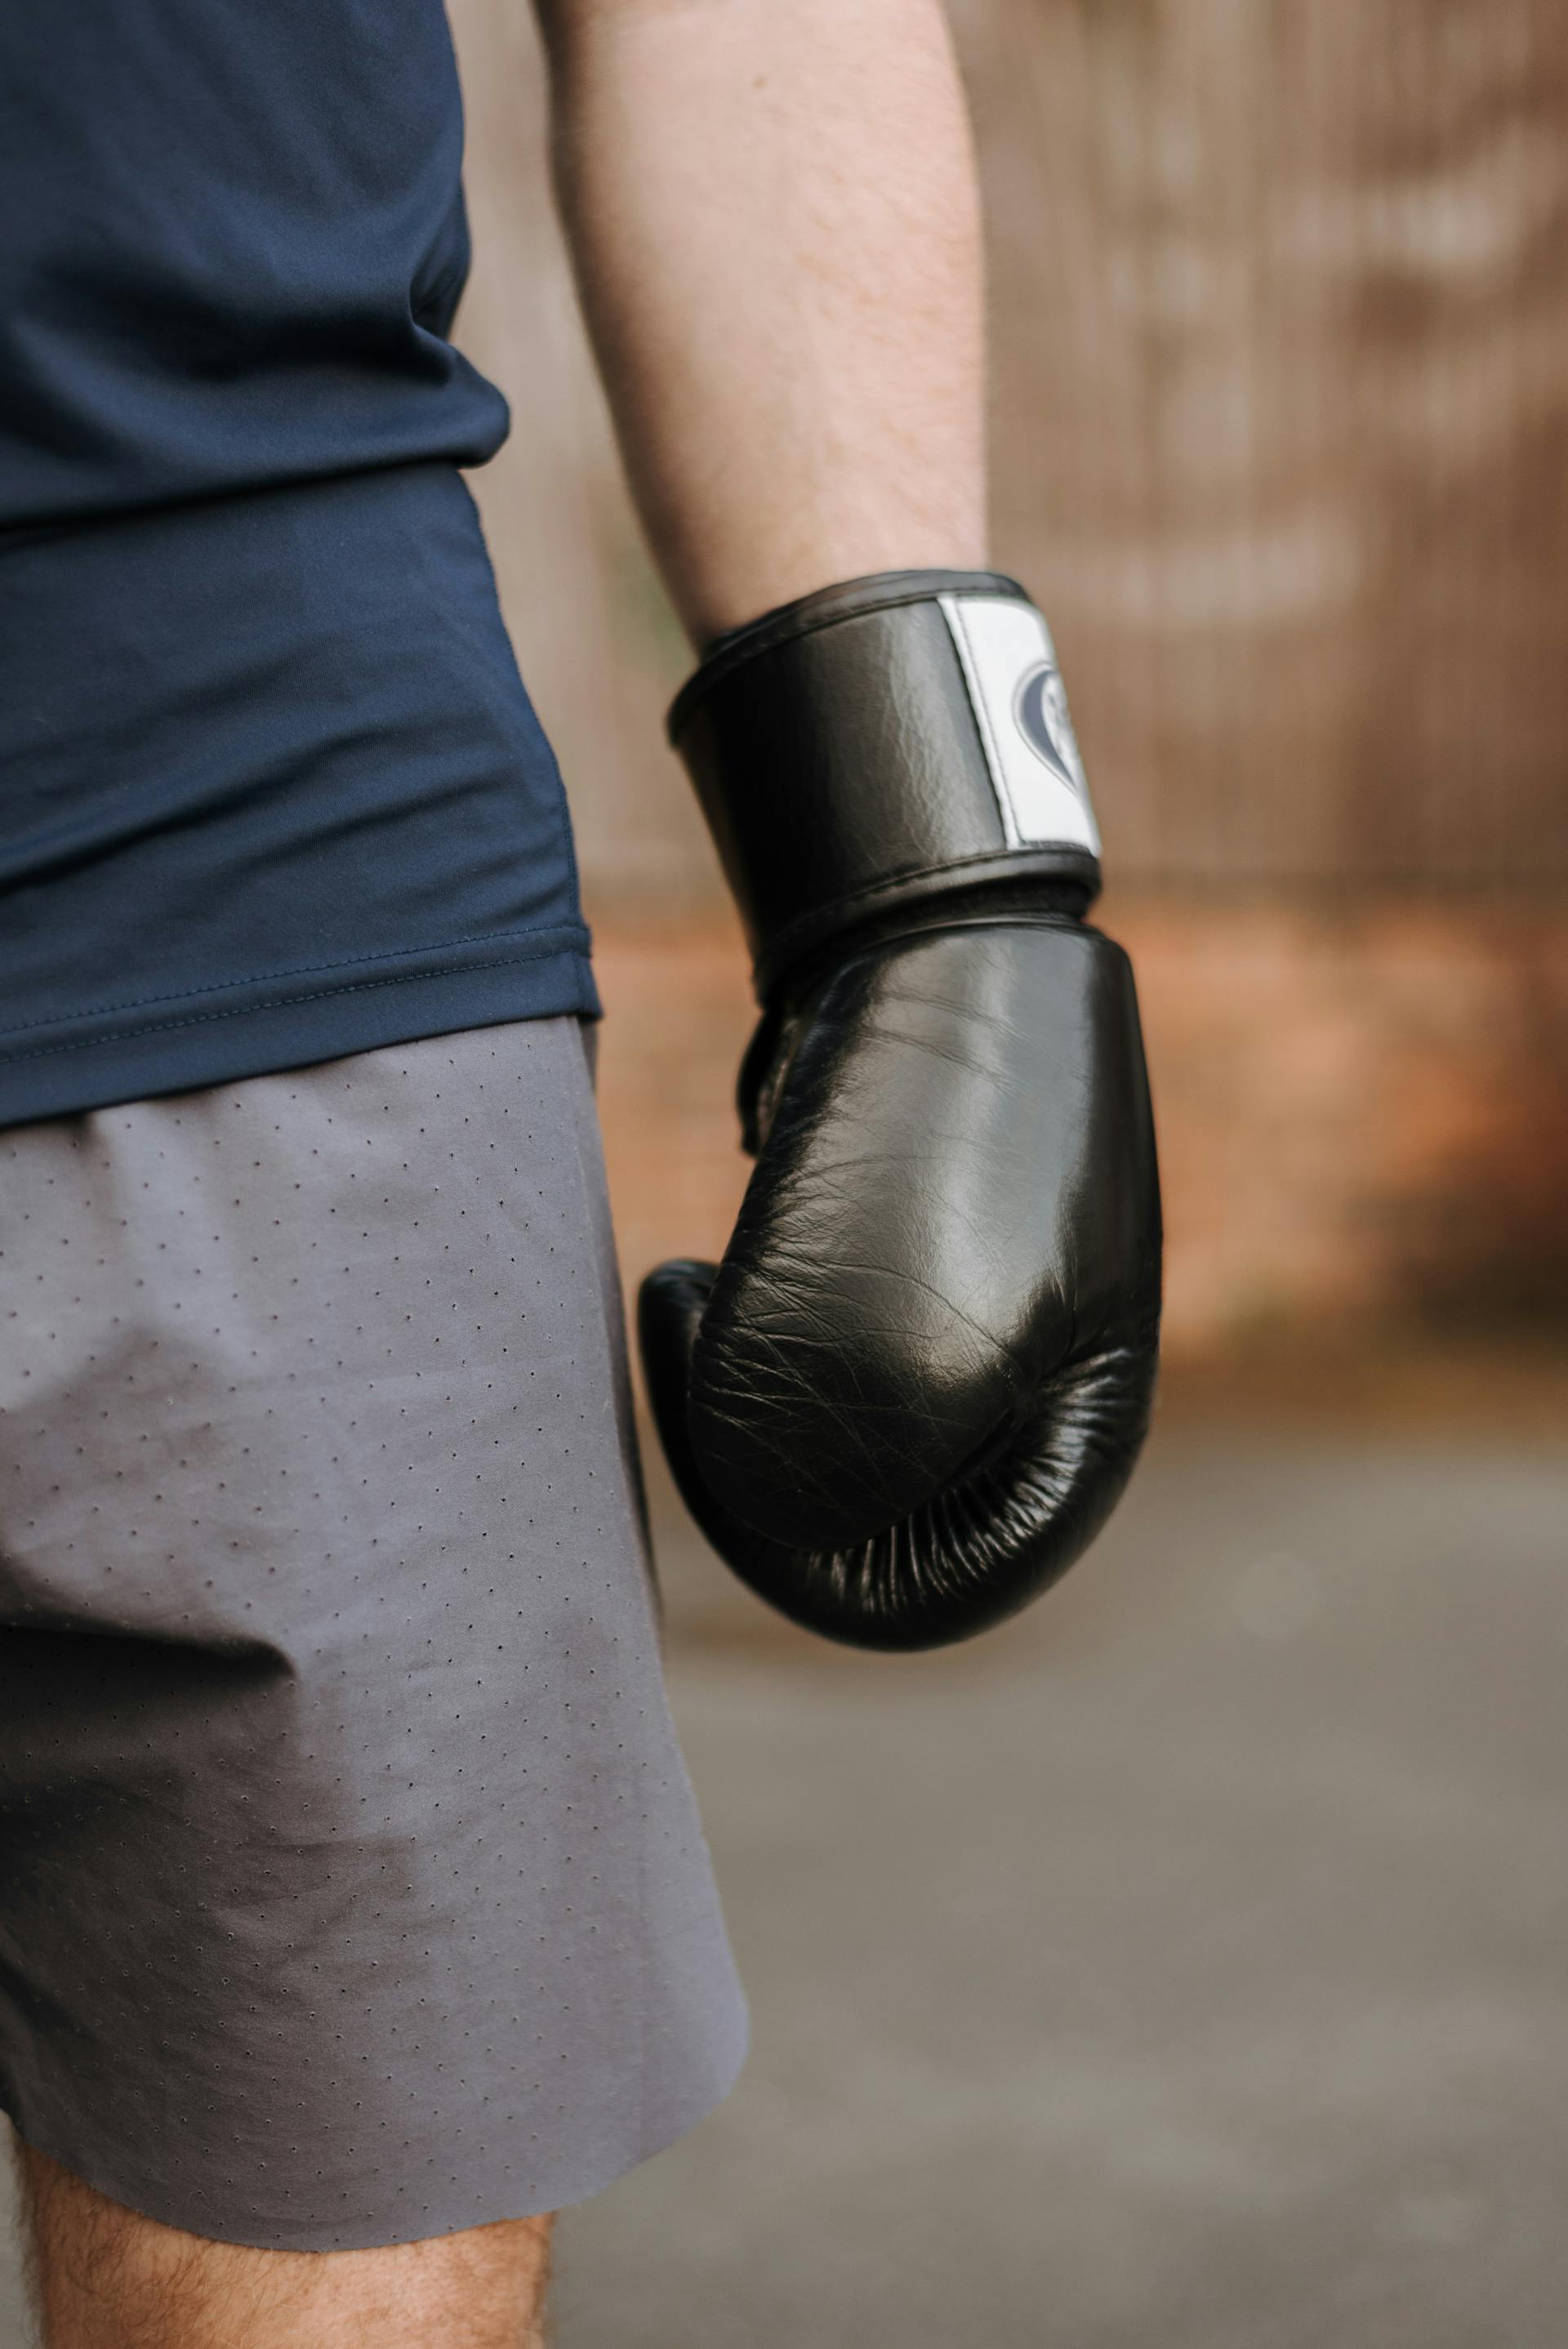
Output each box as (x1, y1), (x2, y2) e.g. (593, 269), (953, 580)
(669, 568), (1103, 1000)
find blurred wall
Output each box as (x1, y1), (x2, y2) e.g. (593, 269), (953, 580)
(971, 0), (1568, 887)
(448, 0), (1568, 1350)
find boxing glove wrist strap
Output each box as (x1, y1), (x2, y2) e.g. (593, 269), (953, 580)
(668, 568), (1103, 1001)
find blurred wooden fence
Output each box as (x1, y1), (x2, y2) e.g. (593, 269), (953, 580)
(451, 0), (1568, 903)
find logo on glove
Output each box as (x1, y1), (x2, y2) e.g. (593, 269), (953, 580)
(1013, 661), (1088, 800)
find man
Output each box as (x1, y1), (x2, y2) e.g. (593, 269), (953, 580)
(0, 1), (1157, 2341)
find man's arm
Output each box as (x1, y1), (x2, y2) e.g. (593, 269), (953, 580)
(533, 1), (1160, 1649)
(532, 0), (987, 646)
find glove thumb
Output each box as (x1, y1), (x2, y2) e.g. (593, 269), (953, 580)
(638, 1256), (719, 1517)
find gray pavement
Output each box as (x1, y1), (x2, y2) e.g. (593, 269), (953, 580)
(4, 1426), (1566, 2344)
(554, 1431), (1568, 2348)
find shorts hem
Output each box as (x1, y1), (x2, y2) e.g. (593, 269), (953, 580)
(2, 2007), (750, 2253)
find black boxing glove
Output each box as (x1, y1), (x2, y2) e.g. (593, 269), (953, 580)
(639, 569), (1160, 1651)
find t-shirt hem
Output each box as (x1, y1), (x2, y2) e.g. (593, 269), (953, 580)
(0, 938), (601, 1129)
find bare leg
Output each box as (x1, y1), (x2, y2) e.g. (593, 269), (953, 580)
(17, 2144), (553, 2349)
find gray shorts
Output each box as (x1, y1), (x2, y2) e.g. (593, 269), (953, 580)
(0, 1019), (746, 2250)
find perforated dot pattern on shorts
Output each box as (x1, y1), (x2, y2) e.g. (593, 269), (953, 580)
(0, 1018), (746, 2250)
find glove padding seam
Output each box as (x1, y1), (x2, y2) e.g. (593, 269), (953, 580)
(753, 845), (1101, 994)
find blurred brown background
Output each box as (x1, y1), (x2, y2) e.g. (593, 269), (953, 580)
(452, 0), (1568, 1377)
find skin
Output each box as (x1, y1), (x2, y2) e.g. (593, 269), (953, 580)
(18, 0), (987, 2338)
(534, 0), (989, 644)
(18, 2148), (552, 2349)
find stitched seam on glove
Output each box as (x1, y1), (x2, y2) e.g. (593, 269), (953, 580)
(670, 568), (1030, 734)
(755, 847), (1100, 990)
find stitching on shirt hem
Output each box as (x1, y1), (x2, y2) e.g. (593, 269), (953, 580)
(0, 922), (590, 1044)
(0, 944), (593, 1070)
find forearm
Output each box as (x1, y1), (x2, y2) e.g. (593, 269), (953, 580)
(533, 0), (988, 646)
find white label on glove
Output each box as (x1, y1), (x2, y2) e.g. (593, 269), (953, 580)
(938, 593), (1102, 858)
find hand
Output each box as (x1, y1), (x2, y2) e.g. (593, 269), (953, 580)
(640, 572), (1161, 1649)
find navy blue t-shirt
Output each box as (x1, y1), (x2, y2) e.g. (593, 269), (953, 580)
(0, 0), (597, 1126)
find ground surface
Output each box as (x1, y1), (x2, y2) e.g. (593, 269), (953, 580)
(3, 1415), (1566, 2346)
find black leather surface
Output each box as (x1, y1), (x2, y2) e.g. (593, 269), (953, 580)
(640, 920), (1160, 1648)
(684, 568), (1031, 679)
(672, 575), (1100, 999)
(642, 572), (1160, 1650)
